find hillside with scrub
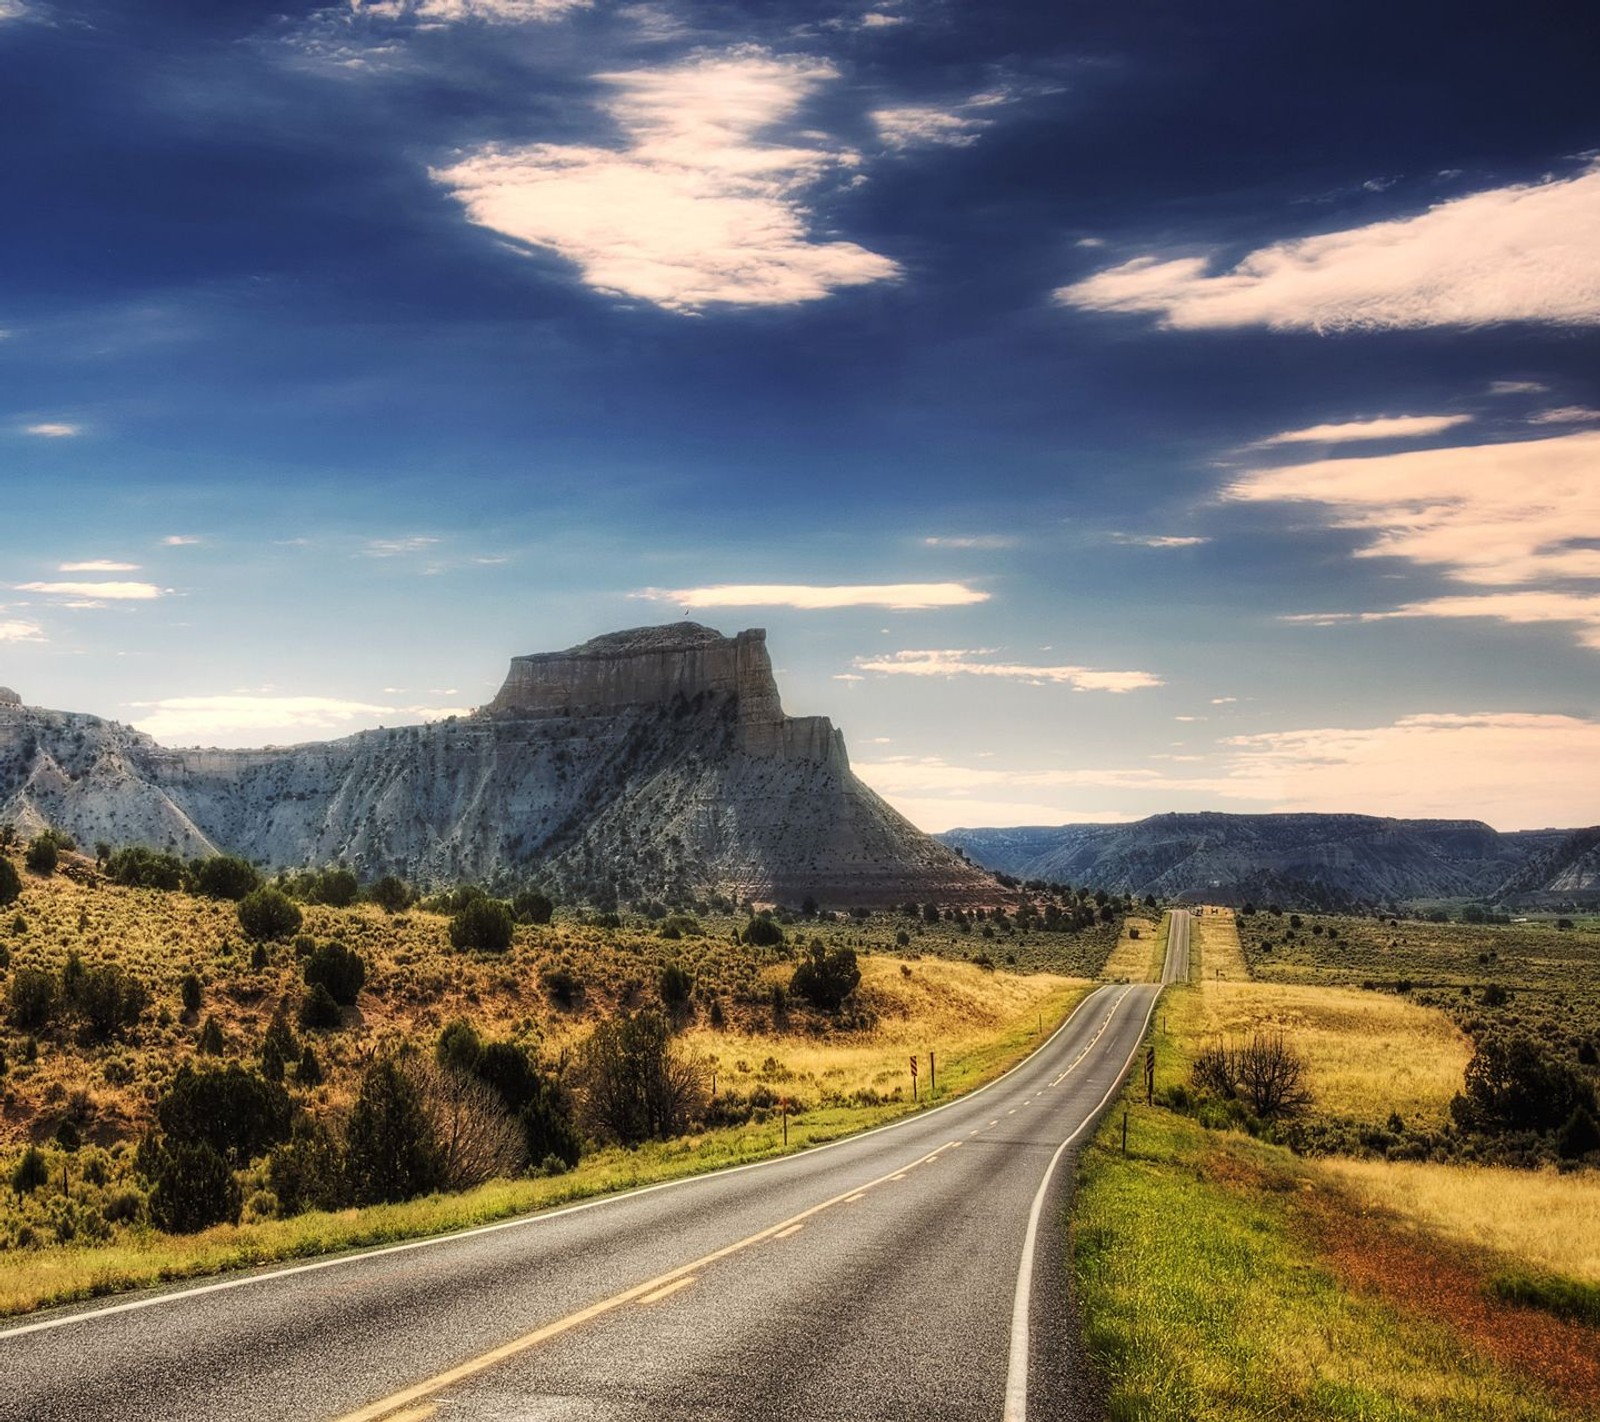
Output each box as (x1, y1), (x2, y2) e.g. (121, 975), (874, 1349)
(0, 832), (1121, 1316)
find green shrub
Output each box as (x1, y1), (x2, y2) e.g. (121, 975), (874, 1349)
(743, 916), (784, 948)
(369, 875), (413, 913)
(293, 1044), (323, 1086)
(260, 1004), (298, 1081)
(306, 867), (359, 908)
(10, 1145), (49, 1195)
(66, 962), (148, 1041)
(145, 1139), (240, 1234)
(298, 983), (342, 1030)
(0, 856), (20, 907)
(180, 972), (203, 1014)
(237, 888), (303, 942)
(450, 898), (515, 952)
(577, 1010), (703, 1146)
(659, 962), (694, 1014)
(345, 1058), (444, 1204)
(105, 846), (185, 891)
(790, 943), (861, 1012)
(512, 890), (554, 925)
(25, 835), (58, 877)
(156, 1064), (293, 1167)
(303, 942), (366, 1006)
(197, 1015), (225, 1054)
(268, 1117), (345, 1215)
(190, 855), (260, 901)
(1450, 1033), (1595, 1135)
(7, 967), (59, 1030)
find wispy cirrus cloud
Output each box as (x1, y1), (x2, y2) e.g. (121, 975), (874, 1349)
(162, 535), (201, 547)
(354, 0), (588, 22)
(15, 580), (167, 601)
(1253, 413), (1472, 446)
(635, 582), (988, 610)
(872, 90), (1012, 151)
(1057, 161), (1600, 331)
(432, 49), (900, 313)
(1488, 380), (1548, 396)
(855, 648), (1163, 692)
(364, 536), (440, 557)
(58, 560), (141, 573)
(23, 422), (80, 438)
(1529, 406), (1600, 425)
(921, 534), (1017, 550)
(1109, 533), (1209, 549)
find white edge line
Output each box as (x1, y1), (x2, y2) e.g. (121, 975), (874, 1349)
(1001, 919), (1182, 1422)
(0, 983), (1126, 1342)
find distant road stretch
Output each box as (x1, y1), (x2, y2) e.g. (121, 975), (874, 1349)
(2, 912), (1191, 1422)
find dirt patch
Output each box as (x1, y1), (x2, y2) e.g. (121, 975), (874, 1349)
(1299, 1181), (1600, 1414)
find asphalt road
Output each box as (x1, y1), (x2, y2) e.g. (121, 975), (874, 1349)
(1, 912), (1190, 1422)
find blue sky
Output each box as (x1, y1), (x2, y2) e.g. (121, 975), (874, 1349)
(2, 0), (1597, 832)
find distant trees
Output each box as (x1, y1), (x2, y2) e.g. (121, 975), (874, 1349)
(25, 834), (59, 877)
(302, 942), (366, 1007)
(512, 891), (554, 925)
(369, 875), (413, 914)
(0, 855), (22, 907)
(743, 916), (784, 949)
(105, 846), (185, 891)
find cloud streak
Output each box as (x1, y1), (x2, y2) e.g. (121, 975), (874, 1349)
(1254, 413), (1472, 446)
(636, 582), (989, 610)
(433, 49), (900, 312)
(130, 694), (463, 742)
(1058, 162), (1600, 331)
(855, 648), (1163, 692)
(16, 580), (167, 600)
(1227, 429), (1600, 647)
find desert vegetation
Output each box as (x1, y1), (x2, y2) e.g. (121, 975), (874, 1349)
(0, 838), (1099, 1315)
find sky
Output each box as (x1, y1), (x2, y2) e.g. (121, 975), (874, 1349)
(2, 0), (1597, 834)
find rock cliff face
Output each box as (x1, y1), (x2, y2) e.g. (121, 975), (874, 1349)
(0, 624), (992, 906)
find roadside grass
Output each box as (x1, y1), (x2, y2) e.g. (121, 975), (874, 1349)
(1188, 907), (1249, 980)
(0, 975), (1089, 1319)
(1101, 917), (1163, 983)
(1073, 1103), (1591, 1421)
(1322, 1156), (1600, 1286)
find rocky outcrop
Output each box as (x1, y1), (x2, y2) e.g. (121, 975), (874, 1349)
(0, 624), (993, 906)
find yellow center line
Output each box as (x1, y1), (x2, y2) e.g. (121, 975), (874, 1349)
(637, 1276), (697, 1306)
(774, 1223), (805, 1239)
(332, 1141), (953, 1422)
(382, 1407), (437, 1422)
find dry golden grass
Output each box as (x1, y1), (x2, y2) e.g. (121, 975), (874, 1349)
(1191, 906), (1249, 980)
(1174, 980), (1472, 1126)
(1322, 1157), (1600, 1284)
(686, 957), (1081, 1101)
(1100, 916), (1163, 982)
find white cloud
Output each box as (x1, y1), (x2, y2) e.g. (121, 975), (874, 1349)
(24, 422), (79, 438)
(0, 2), (29, 20)
(15, 581), (166, 600)
(1110, 533), (1209, 548)
(1218, 712), (1600, 829)
(432, 49), (900, 313)
(636, 582), (989, 610)
(365, 536), (440, 557)
(1488, 380), (1548, 396)
(1227, 430), (1600, 647)
(58, 560), (140, 573)
(859, 10), (906, 28)
(1057, 161), (1600, 331)
(1529, 406), (1600, 425)
(921, 534), (1017, 549)
(0, 619), (45, 643)
(130, 694), (462, 743)
(354, 0), (588, 22)
(873, 89), (1016, 151)
(1254, 413), (1472, 446)
(162, 535), (201, 547)
(1210, 696), (1237, 704)
(855, 648), (1163, 692)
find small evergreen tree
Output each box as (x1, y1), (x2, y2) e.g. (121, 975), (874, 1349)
(237, 887), (303, 942)
(345, 1058), (444, 1204)
(303, 942), (366, 1006)
(145, 1140), (240, 1233)
(449, 898), (515, 952)
(190, 855), (261, 901)
(0, 856), (20, 908)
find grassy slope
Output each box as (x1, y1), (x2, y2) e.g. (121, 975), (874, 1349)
(1072, 909), (1600, 1421)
